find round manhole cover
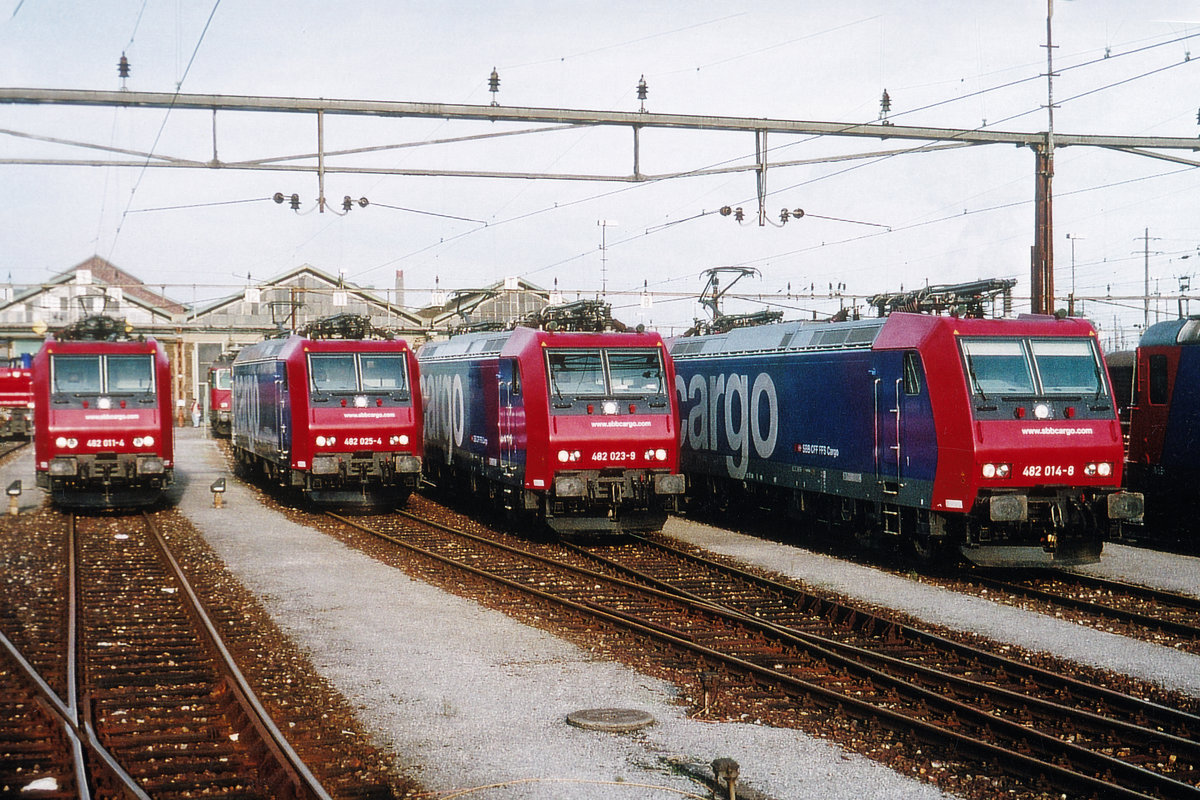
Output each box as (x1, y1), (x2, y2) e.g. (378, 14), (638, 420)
(566, 708), (656, 732)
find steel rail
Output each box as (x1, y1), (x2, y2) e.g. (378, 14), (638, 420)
(569, 539), (1200, 760)
(971, 572), (1200, 641)
(329, 511), (1193, 799)
(139, 511), (334, 800)
(627, 533), (1200, 733)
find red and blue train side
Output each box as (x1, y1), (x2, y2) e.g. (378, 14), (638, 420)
(1123, 316), (1200, 544)
(0, 355), (34, 438)
(207, 352), (234, 437)
(670, 312), (1143, 567)
(231, 328), (423, 505)
(32, 319), (174, 508)
(417, 325), (685, 535)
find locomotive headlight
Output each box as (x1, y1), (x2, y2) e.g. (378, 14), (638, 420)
(354, 395), (368, 408)
(558, 449), (570, 463)
(571, 450), (581, 462)
(981, 463), (1011, 479)
(1098, 462), (1112, 477)
(602, 401), (618, 415)
(1084, 463), (1097, 476)
(1034, 403), (1051, 420)
(399, 434), (409, 446)
(55, 436), (67, 448)
(655, 448), (667, 461)
(996, 464), (1010, 478)
(644, 449), (655, 460)
(136, 456), (165, 475)
(982, 463), (996, 478)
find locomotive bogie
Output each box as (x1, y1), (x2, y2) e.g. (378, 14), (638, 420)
(418, 326), (683, 536)
(671, 313), (1137, 568)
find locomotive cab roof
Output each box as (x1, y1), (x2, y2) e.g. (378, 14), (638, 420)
(1138, 316), (1200, 347)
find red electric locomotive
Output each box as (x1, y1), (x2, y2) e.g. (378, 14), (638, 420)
(207, 351), (235, 437)
(230, 314), (423, 505)
(32, 316), (174, 508)
(418, 301), (685, 535)
(673, 280), (1143, 567)
(0, 355), (34, 438)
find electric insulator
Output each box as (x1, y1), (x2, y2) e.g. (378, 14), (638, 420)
(637, 75), (648, 101)
(118, 54), (131, 79)
(792, 208), (804, 218)
(273, 192), (285, 204)
(358, 197), (369, 208)
(719, 206), (732, 216)
(780, 208), (790, 223)
(880, 89), (891, 114)
(489, 68), (500, 96)
(289, 193), (300, 211)
(734, 207), (744, 222)
(343, 196), (353, 212)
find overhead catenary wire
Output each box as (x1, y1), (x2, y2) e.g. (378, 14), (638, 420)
(107, 0), (222, 257)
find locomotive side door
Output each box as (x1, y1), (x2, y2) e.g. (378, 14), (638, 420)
(497, 358), (522, 481)
(874, 351), (922, 493)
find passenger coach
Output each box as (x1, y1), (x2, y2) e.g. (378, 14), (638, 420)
(418, 302), (685, 535)
(671, 312), (1143, 567)
(32, 316), (174, 508)
(231, 314), (422, 505)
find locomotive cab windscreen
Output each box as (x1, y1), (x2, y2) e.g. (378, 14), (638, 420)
(959, 337), (1109, 417)
(52, 354), (155, 400)
(546, 348), (667, 407)
(210, 367), (231, 391)
(309, 353), (410, 400)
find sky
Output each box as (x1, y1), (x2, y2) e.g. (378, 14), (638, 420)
(1, 1), (1197, 343)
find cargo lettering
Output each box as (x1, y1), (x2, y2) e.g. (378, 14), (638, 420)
(421, 372), (465, 449)
(676, 371), (777, 479)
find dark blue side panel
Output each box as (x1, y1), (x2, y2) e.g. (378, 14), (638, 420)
(1161, 348), (1200, 468)
(420, 356), (518, 484)
(673, 349), (937, 506)
(232, 358), (289, 460)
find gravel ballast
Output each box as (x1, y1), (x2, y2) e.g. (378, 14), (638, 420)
(7, 429), (1197, 798)
(662, 518), (1200, 698)
(163, 430), (956, 800)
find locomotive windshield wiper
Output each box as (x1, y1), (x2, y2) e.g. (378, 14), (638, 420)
(965, 356), (987, 400)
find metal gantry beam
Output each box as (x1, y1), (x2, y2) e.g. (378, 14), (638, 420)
(2, 86), (1199, 314)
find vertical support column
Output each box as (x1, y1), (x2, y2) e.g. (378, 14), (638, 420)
(317, 109), (326, 213)
(1031, 142), (1055, 315)
(755, 130), (767, 226)
(633, 125), (642, 180)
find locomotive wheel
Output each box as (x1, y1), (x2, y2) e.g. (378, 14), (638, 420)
(905, 533), (943, 566)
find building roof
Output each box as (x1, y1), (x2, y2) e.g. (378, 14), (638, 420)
(189, 263), (425, 331)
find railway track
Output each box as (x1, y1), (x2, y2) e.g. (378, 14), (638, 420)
(960, 571), (1200, 652)
(328, 508), (1200, 800)
(0, 510), (332, 799)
